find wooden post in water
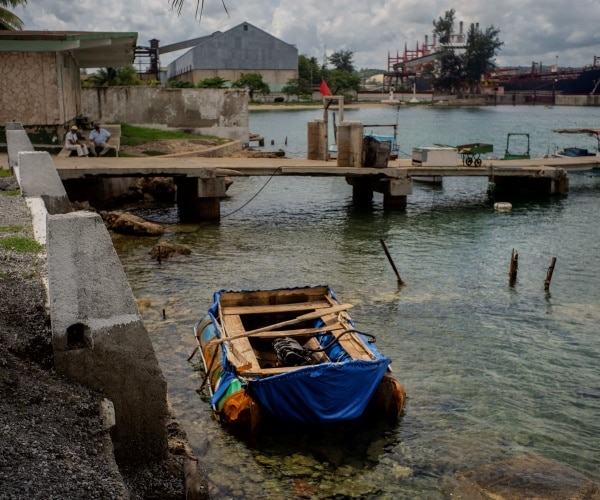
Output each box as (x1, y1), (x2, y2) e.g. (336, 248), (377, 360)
(380, 239), (405, 285)
(544, 257), (557, 291)
(509, 248), (519, 285)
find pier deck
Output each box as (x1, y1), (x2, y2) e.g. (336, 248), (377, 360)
(52, 155), (600, 180)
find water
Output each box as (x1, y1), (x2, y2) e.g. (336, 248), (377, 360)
(114, 105), (600, 498)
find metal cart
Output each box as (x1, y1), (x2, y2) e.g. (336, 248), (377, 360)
(457, 143), (494, 167)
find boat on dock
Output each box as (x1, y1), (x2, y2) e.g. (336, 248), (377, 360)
(193, 285), (406, 432)
(551, 129), (600, 158)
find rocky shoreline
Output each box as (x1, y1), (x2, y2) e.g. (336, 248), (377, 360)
(0, 166), (206, 498)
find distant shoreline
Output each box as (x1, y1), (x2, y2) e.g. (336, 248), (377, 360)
(249, 101), (407, 111)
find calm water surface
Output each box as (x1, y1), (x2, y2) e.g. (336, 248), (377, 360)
(115, 106), (600, 498)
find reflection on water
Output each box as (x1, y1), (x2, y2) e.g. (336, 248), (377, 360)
(115, 107), (600, 498)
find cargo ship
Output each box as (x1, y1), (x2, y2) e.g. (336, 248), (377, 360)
(491, 58), (600, 94)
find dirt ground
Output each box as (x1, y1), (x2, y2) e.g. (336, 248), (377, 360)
(120, 138), (224, 157)
(0, 171), (207, 499)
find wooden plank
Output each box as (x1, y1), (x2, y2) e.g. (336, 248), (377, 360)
(220, 314), (259, 371)
(241, 365), (301, 376)
(218, 286), (331, 307)
(222, 300), (331, 316)
(211, 304), (354, 345)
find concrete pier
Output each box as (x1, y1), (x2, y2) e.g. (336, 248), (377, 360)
(7, 123), (599, 222)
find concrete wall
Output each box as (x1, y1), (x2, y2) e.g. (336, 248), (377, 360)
(180, 68), (298, 91)
(82, 87), (249, 142)
(8, 125), (170, 463)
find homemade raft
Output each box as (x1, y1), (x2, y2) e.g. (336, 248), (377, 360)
(194, 285), (406, 432)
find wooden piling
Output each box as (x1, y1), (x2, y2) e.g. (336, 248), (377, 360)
(509, 249), (519, 284)
(380, 239), (405, 285)
(544, 257), (557, 291)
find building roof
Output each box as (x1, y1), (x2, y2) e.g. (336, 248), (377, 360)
(0, 31), (138, 68)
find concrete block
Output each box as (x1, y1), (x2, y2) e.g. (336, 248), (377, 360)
(47, 210), (169, 461)
(17, 152), (71, 214)
(6, 129), (34, 169)
(412, 147), (458, 166)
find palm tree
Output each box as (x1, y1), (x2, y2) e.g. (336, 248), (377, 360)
(88, 67), (120, 87)
(0, 0), (28, 30)
(169, 0), (228, 18)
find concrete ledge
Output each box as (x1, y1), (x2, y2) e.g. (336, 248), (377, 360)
(18, 152), (71, 214)
(7, 129), (34, 169)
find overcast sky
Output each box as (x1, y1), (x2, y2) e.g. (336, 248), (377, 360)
(16, 0), (600, 70)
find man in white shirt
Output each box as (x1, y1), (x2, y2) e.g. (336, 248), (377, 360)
(65, 125), (89, 157)
(89, 122), (112, 157)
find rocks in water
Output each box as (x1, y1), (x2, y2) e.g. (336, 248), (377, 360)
(150, 241), (191, 260)
(452, 454), (599, 499)
(100, 211), (164, 236)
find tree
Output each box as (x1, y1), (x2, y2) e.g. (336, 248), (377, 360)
(432, 8), (455, 45)
(231, 73), (270, 100)
(298, 54), (321, 86)
(0, 0), (28, 30)
(281, 78), (311, 99)
(168, 80), (194, 88)
(88, 67), (120, 87)
(462, 24), (503, 92)
(328, 50), (355, 73)
(328, 70), (361, 95)
(432, 9), (503, 95)
(196, 76), (229, 88)
(86, 66), (141, 87)
(116, 66), (141, 86)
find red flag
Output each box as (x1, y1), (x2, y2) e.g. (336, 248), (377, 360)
(319, 79), (332, 96)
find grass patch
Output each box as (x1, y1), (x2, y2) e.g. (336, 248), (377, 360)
(119, 123), (225, 147)
(0, 236), (43, 253)
(1, 225), (23, 233)
(1, 190), (20, 196)
(0, 169), (13, 178)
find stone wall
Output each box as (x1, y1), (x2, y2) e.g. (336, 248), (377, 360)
(0, 51), (81, 146)
(82, 87), (249, 142)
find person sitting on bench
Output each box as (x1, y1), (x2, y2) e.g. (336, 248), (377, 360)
(65, 125), (89, 157)
(89, 122), (112, 157)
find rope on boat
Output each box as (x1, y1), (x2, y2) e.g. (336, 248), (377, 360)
(306, 328), (377, 354)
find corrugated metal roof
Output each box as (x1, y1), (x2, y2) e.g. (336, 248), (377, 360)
(0, 31), (138, 68)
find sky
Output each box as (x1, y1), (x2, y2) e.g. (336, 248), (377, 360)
(14, 0), (600, 71)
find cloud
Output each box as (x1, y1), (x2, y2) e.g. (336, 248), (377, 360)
(16, 0), (600, 70)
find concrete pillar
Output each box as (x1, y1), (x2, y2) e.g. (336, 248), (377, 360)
(346, 176), (374, 206)
(489, 168), (569, 197)
(337, 121), (363, 167)
(307, 119), (327, 160)
(383, 177), (413, 210)
(47, 211), (169, 463)
(175, 175), (227, 221)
